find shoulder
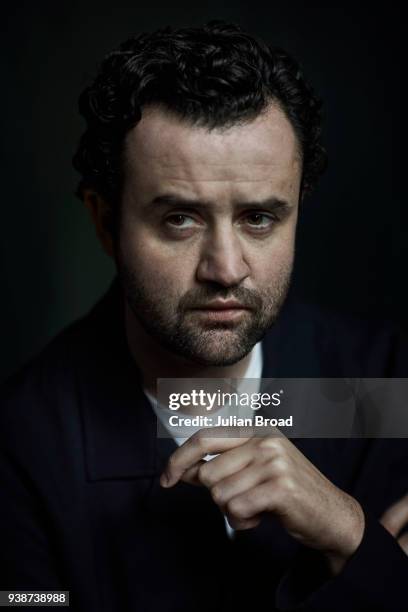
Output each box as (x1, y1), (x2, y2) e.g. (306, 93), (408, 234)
(306, 302), (406, 376)
(262, 298), (408, 377)
(0, 280), (119, 441)
(0, 321), (83, 457)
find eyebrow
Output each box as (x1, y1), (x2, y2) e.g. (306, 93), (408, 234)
(149, 194), (293, 213)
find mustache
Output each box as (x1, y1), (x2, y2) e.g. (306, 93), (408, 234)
(179, 286), (263, 311)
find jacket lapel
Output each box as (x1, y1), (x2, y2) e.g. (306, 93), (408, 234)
(74, 277), (161, 481)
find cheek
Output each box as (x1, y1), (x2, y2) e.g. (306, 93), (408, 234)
(249, 224), (296, 285)
(118, 223), (197, 293)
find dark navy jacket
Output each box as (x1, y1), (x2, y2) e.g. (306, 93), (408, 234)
(1, 277), (407, 611)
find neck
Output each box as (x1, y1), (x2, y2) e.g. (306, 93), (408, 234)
(124, 300), (253, 396)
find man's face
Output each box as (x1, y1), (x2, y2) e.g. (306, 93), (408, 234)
(117, 103), (302, 366)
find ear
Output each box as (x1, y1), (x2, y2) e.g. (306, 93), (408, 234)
(83, 189), (115, 258)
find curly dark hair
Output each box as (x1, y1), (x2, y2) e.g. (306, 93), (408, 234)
(72, 20), (327, 231)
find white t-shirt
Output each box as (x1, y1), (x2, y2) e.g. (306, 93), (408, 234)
(144, 342), (263, 539)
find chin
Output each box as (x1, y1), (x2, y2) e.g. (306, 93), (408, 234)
(186, 345), (252, 367)
(190, 354), (247, 367)
(174, 324), (266, 367)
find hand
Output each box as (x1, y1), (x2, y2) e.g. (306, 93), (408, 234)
(160, 428), (365, 575)
(380, 493), (408, 555)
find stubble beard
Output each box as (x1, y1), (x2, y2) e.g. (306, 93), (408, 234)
(118, 262), (292, 367)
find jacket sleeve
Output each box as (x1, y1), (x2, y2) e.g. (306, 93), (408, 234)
(275, 510), (408, 611)
(275, 438), (408, 611)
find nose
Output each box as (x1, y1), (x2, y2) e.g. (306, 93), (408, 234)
(195, 224), (250, 287)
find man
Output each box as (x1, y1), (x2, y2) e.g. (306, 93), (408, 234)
(1, 20), (407, 612)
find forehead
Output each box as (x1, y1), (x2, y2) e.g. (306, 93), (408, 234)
(123, 104), (302, 200)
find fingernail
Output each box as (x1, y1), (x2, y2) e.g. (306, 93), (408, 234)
(160, 472), (170, 487)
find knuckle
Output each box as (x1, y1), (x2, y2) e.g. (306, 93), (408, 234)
(259, 436), (279, 451)
(192, 431), (206, 449)
(166, 454), (178, 472)
(258, 437), (281, 459)
(227, 497), (245, 519)
(210, 485), (223, 504)
(197, 463), (211, 486)
(275, 474), (296, 496)
(269, 456), (289, 476)
(257, 444), (274, 461)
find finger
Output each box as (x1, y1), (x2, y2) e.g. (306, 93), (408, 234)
(160, 427), (251, 487)
(194, 434), (289, 489)
(210, 462), (275, 507)
(380, 493), (408, 537)
(225, 513), (262, 531)
(225, 481), (281, 523)
(187, 442), (256, 488)
(397, 532), (408, 556)
(180, 460), (207, 486)
(179, 451), (224, 486)
(180, 460), (264, 529)
(178, 433), (288, 491)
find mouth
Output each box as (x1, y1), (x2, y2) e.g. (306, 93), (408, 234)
(189, 301), (251, 323)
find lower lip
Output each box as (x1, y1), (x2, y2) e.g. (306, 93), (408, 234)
(191, 308), (249, 322)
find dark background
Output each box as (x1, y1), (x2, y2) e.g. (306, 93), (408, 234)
(1, 1), (405, 382)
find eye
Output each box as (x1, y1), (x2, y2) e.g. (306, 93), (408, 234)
(165, 214), (196, 228)
(244, 212), (275, 229)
